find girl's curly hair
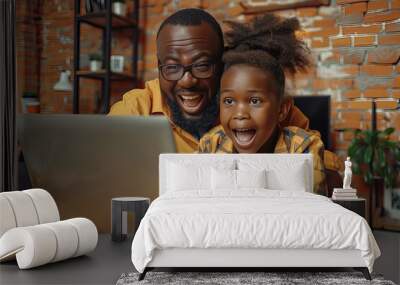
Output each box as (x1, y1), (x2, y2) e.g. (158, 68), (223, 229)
(223, 14), (311, 100)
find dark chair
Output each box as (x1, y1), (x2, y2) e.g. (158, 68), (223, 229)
(293, 95), (331, 151)
(293, 95), (341, 196)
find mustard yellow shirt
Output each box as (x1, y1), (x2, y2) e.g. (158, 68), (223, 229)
(198, 125), (328, 195)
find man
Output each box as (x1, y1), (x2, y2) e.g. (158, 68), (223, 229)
(108, 8), (309, 153)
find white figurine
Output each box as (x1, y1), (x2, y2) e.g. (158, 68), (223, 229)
(343, 157), (352, 189)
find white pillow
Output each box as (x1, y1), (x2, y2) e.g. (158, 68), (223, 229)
(167, 162), (211, 191)
(238, 159), (308, 191)
(211, 169), (267, 190)
(237, 169), (267, 189)
(166, 159), (236, 192)
(265, 162), (307, 191)
(211, 168), (236, 190)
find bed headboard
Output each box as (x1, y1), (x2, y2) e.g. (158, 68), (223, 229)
(159, 154), (313, 196)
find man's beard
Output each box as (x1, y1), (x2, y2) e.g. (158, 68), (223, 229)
(165, 93), (219, 140)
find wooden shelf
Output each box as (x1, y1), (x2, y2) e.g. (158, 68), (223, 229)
(73, 0), (140, 114)
(76, 70), (136, 81)
(78, 12), (136, 29)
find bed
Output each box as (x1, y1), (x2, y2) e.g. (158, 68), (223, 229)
(131, 154), (380, 281)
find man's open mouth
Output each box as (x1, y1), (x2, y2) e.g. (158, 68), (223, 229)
(179, 94), (203, 108)
(176, 93), (206, 115)
(232, 128), (256, 147)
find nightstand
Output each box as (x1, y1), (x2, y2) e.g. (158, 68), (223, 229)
(111, 197), (150, 242)
(331, 198), (366, 218)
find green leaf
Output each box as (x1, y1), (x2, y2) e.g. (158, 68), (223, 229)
(352, 161), (361, 175)
(364, 146), (373, 165)
(348, 143), (357, 157)
(364, 172), (373, 185)
(347, 127), (399, 188)
(383, 127), (395, 136)
(352, 146), (366, 165)
(384, 141), (398, 150)
(377, 148), (386, 168)
(364, 130), (374, 145)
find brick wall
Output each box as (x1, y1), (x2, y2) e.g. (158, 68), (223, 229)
(16, 0), (41, 112)
(16, 0), (400, 158)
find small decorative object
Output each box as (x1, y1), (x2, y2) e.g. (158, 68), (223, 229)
(332, 157), (358, 200)
(343, 157), (352, 189)
(89, 53), (102, 71)
(21, 91), (40, 113)
(53, 70), (73, 91)
(111, 55), (124, 72)
(112, 0), (126, 16)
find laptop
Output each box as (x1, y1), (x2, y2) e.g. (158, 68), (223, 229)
(18, 114), (176, 233)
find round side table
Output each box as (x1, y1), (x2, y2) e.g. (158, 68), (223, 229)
(111, 197), (150, 242)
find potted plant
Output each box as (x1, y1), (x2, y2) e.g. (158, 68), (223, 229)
(89, 53), (102, 71)
(112, 0), (126, 16)
(348, 127), (400, 220)
(22, 91), (40, 113)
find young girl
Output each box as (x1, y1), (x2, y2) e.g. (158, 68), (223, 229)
(198, 14), (327, 195)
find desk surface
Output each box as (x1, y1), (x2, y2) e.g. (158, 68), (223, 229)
(0, 234), (133, 285)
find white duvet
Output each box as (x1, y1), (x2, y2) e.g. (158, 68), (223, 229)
(131, 190), (380, 273)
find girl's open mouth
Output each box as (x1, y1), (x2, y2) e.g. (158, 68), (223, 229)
(232, 128), (256, 148)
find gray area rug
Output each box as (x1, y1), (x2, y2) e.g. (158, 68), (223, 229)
(116, 272), (396, 285)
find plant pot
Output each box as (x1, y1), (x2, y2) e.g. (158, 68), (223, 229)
(352, 174), (380, 226)
(22, 97), (39, 113)
(90, 60), (102, 72)
(26, 101), (40, 113)
(112, 3), (126, 16)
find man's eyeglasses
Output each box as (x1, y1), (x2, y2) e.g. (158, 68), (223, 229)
(158, 61), (216, 81)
